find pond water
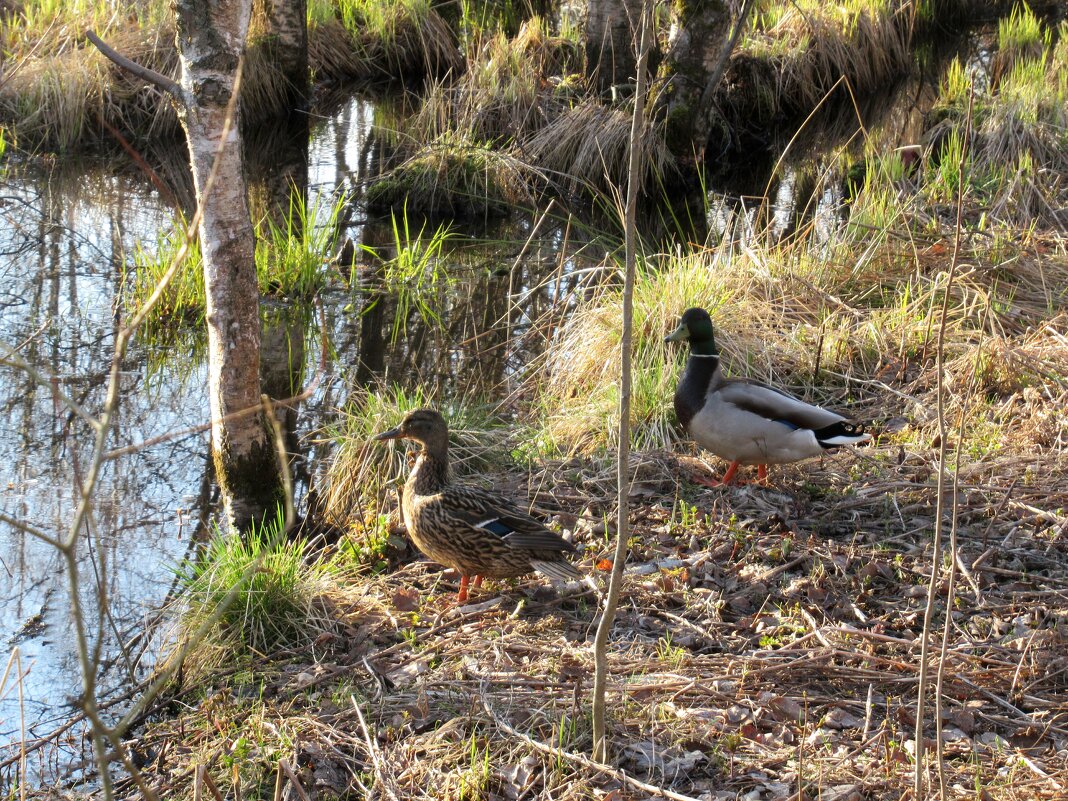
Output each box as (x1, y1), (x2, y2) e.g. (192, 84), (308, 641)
(0, 93), (613, 783)
(0, 55), (948, 783)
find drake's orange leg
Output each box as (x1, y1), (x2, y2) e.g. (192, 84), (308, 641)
(720, 461), (741, 485)
(457, 575), (471, 604)
(757, 464), (768, 484)
(472, 576), (484, 590)
(692, 460), (740, 487)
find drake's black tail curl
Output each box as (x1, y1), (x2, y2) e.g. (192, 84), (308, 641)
(815, 421), (872, 449)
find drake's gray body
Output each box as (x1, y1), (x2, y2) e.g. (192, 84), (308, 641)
(667, 308), (870, 473)
(677, 355), (852, 465)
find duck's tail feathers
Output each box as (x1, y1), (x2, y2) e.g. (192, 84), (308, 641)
(815, 421), (872, 449)
(532, 559), (582, 582)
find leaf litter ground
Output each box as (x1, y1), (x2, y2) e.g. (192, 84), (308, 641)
(112, 406), (1068, 801)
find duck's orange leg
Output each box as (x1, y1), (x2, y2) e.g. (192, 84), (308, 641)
(471, 576), (484, 590)
(692, 460), (741, 487)
(457, 575), (471, 604)
(757, 464), (768, 484)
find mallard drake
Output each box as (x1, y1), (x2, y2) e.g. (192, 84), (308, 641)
(374, 409), (581, 603)
(665, 308), (871, 485)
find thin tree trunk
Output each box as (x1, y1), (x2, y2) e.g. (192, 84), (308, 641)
(175, 0), (280, 529)
(655, 0), (754, 165)
(585, 0), (643, 93)
(591, 1), (651, 764)
(257, 0), (309, 105)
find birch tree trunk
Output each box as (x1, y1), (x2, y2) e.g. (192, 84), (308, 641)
(257, 0), (308, 105)
(175, 0), (281, 529)
(585, 0), (643, 93)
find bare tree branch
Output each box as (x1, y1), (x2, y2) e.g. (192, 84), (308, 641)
(0, 511), (65, 550)
(85, 30), (182, 99)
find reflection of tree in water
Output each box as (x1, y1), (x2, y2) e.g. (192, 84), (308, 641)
(0, 164), (211, 762)
(348, 218), (609, 401)
(247, 111), (314, 491)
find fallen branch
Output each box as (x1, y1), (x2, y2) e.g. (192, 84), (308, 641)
(483, 696), (707, 801)
(85, 30), (182, 98)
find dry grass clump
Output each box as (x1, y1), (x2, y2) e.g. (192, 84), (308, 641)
(738, 0), (910, 119)
(410, 17), (581, 148)
(366, 133), (534, 217)
(0, 0), (461, 152)
(523, 100), (673, 199)
(530, 227), (1068, 456)
(0, 24), (179, 151)
(923, 17), (1068, 227)
(311, 0), (462, 83)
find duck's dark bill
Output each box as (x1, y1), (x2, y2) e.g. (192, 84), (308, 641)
(373, 427), (403, 441)
(664, 323), (689, 342)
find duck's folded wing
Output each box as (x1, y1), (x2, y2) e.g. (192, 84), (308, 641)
(717, 380), (845, 430)
(441, 487), (576, 553)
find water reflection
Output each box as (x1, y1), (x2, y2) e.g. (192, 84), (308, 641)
(0, 163), (207, 778)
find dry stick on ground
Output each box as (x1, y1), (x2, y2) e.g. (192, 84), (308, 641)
(483, 696), (707, 801)
(591, 1), (651, 764)
(913, 83), (973, 801)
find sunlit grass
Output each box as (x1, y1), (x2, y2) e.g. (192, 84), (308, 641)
(7, 0), (169, 45)
(255, 190), (346, 299)
(123, 218), (205, 333)
(528, 214), (1068, 455)
(924, 20), (1068, 226)
(175, 509), (333, 671)
(127, 194), (342, 332)
(996, 3), (1049, 62)
(359, 207), (457, 342)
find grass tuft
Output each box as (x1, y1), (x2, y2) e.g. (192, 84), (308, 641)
(255, 190), (346, 299)
(366, 133), (533, 218)
(358, 208), (457, 342)
(175, 510), (333, 672)
(123, 217), (205, 333)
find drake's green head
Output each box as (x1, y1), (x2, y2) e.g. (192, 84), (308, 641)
(665, 307), (718, 355)
(373, 408), (449, 450)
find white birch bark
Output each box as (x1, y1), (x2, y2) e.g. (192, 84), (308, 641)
(175, 0), (279, 528)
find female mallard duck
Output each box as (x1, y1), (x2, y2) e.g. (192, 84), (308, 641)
(665, 308), (871, 485)
(374, 409), (581, 603)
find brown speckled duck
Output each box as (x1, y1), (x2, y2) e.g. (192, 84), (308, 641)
(374, 409), (581, 603)
(666, 308), (871, 485)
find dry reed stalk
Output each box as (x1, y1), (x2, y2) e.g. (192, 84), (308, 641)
(591, 0), (651, 764)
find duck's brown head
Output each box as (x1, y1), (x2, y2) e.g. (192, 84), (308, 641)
(373, 408), (449, 451)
